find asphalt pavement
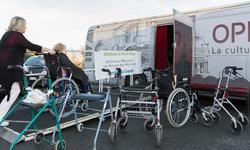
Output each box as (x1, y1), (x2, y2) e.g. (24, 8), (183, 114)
(0, 95), (250, 150)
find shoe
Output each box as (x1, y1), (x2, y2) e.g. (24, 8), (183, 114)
(0, 121), (9, 127)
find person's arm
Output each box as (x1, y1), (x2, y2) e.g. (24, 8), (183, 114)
(41, 47), (55, 54)
(16, 33), (55, 54)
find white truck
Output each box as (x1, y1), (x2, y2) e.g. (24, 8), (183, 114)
(84, 2), (250, 97)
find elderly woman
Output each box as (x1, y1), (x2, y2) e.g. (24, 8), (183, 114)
(53, 43), (89, 93)
(0, 16), (55, 126)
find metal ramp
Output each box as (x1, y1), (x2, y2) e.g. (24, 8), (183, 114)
(0, 104), (123, 143)
(0, 126), (25, 144)
(23, 106), (120, 142)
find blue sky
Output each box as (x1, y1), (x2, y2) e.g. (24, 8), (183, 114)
(0, 0), (249, 50)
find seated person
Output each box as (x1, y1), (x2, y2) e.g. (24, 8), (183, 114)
(53, 43), (88, 93)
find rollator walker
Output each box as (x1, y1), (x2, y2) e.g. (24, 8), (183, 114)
(113, 67), (163, 146)
(200, 66), (249, 133)
(51, 68), (116, 150)
(0, 65), (65, 150)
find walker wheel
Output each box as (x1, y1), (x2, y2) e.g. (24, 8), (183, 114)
(81, 101), (88, 112)
(237, 115), (249, 127)
(108, 123), (117, 143)
(211, 112), (220, 123)
(155, 126), (162, 147)
(77, 123), (84, 132)
(34, 131), (45, 144)
(189, 114), (198, 123)
(117, 117), (128, 129)
(230, 120), (243, 134)
(202, 113), (214, 127)
(54, 139), (66, 150)
(144, 119), (155, 132)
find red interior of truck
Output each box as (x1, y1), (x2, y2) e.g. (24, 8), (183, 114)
(155, 26), (168, 70)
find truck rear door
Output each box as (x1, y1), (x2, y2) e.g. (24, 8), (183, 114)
(173, 9), (193, 82)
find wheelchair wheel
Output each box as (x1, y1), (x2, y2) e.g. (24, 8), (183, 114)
(31, 77), (49, 92)
(165, 88), (191, 128)
(51, 77), (80, 118)
(189, 113), (198, 123)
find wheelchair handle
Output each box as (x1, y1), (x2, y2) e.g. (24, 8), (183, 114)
(27, 65), (47, 70)
(143, 67), (152, 72)
(35, 52), (58, 56)
(7, 65), (24, 72)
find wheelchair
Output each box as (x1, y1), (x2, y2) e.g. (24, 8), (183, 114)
(31, 54), (91, 118)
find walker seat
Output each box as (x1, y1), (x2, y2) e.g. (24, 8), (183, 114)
(71, 93), (106, 101)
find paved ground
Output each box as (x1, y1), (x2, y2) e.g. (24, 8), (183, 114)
(0, 95), (249, 150)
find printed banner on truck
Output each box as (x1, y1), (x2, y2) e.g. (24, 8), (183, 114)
(194, 6), (250, 78)
(94, 51), (141, 80)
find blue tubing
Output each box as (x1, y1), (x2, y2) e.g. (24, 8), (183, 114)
(71, 93), (106, 101)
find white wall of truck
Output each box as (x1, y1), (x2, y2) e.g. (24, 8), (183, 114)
(84, 2), (250, 87)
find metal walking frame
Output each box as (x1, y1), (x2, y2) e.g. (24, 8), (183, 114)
(52, 68), (116, 150)
(0, 65), (65, 150)
(200, 66), (249, 134)
(113, 67), (163, 147)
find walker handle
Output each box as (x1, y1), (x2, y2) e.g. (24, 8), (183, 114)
(115, 68), (122, 78)
(101, 68), (111, 76)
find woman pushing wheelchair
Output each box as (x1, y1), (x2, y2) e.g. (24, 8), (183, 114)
(0, 16), (55, 126)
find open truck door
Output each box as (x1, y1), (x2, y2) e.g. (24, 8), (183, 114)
(173, 9), (193, 82)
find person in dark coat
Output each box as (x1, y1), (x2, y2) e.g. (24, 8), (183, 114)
(0, 16), (55, 126)
(53, 43), (89, 93)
